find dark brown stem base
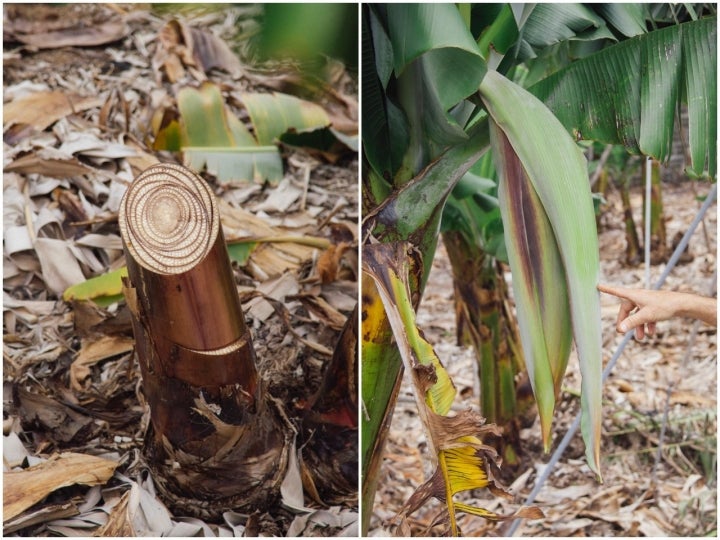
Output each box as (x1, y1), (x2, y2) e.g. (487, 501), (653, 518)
(301, 306), (358, 506)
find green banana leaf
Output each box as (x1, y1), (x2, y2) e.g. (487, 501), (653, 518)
(62, 267), (128, 307)
(363, 4), (487, 184)
(593, 4), (648, 38)
(176, 83), (282, 184)
(529, 16), (717, 178)
(510, 3), (616, 60)
(240, 92), (330, 146)
(62, 240), (259, 306)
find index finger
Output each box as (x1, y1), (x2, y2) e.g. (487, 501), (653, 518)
(597, 283), (635, 301)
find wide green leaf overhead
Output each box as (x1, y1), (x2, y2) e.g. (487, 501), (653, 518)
(530, 16), (717, 178)
(386, 4), (486, 109)
(363, 4), (487, 184)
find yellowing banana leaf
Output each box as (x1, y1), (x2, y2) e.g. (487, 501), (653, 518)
(363, 243), (455, 433)
(151, 114), (182, 152)
(480, 70), (603, 481)
(178, 82), (253, 147)
(171, 84), (335, 185)
(363, 242), (543, 535)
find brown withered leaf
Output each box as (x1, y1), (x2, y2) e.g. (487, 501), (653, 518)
(70, 335), (135, 392)
(289, 292), (347, 331)
(4, 150), (93, 178)
(71, 300), (133, 338)
(94, 489), (135, 537)
(3, 501), (79, 535)
(4, 452), (118, 521)
(52, 188), (89, 224)
(124, 139), (161, 175)
(13, 385), (96, 444)
(426, 409), (502, 453)
(316, 242), (352, 284)
(4, 91), (104, 132)
(154, 19), (243, 82)
(4, 4), (129, 49)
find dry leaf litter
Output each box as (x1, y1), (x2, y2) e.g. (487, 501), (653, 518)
(3, 4), (357, 537)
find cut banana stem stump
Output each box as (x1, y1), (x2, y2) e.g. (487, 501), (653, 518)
(119, 163), (292, 519)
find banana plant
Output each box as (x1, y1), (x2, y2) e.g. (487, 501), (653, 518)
(362, 3), (716, 534)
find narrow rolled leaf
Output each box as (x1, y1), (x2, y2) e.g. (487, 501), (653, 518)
(454, 501), (544, 521)
(480, 70), (603, 480)
(491, 120), (572, 450)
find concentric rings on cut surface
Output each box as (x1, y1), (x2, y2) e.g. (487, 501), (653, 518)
(119, 163), (219, 274)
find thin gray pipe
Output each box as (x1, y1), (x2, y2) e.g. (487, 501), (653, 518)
(505, 183), (716, 536)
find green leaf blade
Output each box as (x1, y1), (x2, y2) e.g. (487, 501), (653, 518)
(183, 147), (283, 185)
(62, 267), (128, 306)
(683, 17), (717, 177)
(491, 120), (570, 450)
(481, 70), (604, 479)
(242, 92), (330, 146)
(529, 16), (717, 178)
(178, 83), (236, 148)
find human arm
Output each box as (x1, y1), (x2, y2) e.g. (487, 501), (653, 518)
(597, 284), (717, 339)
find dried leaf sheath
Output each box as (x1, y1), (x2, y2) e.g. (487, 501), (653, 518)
(119, 163), (292, 518)
(301, 306), (359, 505)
